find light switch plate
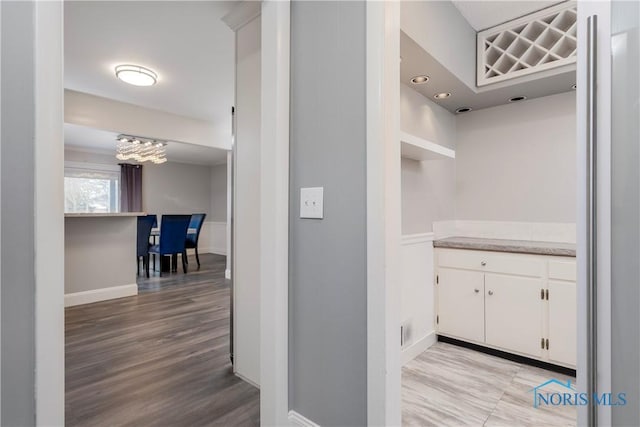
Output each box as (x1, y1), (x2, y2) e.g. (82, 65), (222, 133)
(300, 187), (324, 219)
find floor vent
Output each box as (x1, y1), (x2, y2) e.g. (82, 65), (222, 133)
(477, 2), (577, 86)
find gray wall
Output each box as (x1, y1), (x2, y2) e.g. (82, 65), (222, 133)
(210, 163), (227, 222)
(289, 2), (367, 425)
(65, 217), (137, 293)
(142, 161), (212, 218)
(400, 84), (457, 234)
(455, 91), (576, 223)
(1, 2), (36, 424)
(64, 149), (221, 220)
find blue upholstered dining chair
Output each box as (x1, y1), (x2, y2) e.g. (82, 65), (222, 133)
(136, 215), (156, 278)
(184, 213), (207, 269)
(149, 215), (191, 276)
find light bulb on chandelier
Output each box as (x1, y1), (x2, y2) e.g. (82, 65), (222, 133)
(115, 134), (168, 164)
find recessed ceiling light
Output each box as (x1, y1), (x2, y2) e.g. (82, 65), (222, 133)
(509, 95), (527, 102)
(115, 64), (158, 87)
(410, 75), (429, 84)
(572, 84), (577, 90)
(456, 107), (473, 114)
(434, 92), (451, 99)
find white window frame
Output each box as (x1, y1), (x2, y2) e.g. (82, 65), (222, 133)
(63, 161), (121, 214)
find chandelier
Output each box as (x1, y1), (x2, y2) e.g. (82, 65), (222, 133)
(116, 134), (168, 164)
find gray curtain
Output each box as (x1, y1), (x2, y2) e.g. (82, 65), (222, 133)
(120, 163), (143, 212)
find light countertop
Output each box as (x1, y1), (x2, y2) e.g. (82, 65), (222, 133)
(64, 212), (145, 218)
(433, 236), (576, 257)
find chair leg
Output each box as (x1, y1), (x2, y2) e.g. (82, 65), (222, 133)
(153, 254), (156, 271)
(182, 252), (188, 274)
(172, 254), (178, 272)
(195, 247), (201, 269)
(184, 250), (189, 265)
(145, 255), (150, 278)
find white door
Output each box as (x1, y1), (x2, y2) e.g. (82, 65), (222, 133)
(548, 280), (577, 366)
(484, 274), (544, 358)
(437, 268), (484, 343)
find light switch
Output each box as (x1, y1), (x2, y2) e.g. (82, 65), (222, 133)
(300, 187), (324, 219)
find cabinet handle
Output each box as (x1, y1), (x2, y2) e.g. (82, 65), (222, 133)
(481, 261), (487, 266)
(474, 288), (480, 293)
(488, 290), (494, 296)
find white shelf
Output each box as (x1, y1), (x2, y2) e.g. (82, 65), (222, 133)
(400, 132), (455, 161)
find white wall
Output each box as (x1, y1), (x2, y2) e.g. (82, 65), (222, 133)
(210, 163), (227, 221)
(400, 84), (456, 149)
(455, 91), (576, 223)
(233, 15), (261, 387)
(402, 158), (456, 235)
(400, 84), (457, 234)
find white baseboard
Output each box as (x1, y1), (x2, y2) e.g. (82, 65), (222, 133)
(234, 371), (260, 389)
(288, 410), (320, 427)
(209, 247), (228, 255)
(225, 269), (231, 280)
(402, 331), (436, 366)
(65, 283), (138, 307)
(196, 247), (227, 256)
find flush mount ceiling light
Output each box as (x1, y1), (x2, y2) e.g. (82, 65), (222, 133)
(116, 134), (167, 164)
(456, 107), (473, 114)
(434, 92), (451, 99)
(115, 64), (158, 86)
(509, 95), (527, 102)
(410, 75), (429, 84)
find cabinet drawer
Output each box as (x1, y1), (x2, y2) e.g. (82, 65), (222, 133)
(437, 248), (543, 277)
(549, 260), (576, 281)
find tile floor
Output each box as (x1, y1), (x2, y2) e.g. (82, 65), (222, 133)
(403, 342), (577, 426)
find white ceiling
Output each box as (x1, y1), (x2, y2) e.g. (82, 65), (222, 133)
(64, 1), (235, 124)
(452, 1), (564, 31)
(65, 123), (228, 166)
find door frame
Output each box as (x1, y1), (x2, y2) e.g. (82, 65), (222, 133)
(259, 1), (290, 425)
(365, 2), (403, 425)
(29, 0), (293, 424)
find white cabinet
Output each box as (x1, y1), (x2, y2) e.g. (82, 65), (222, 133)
(484, 274), (543, 359)
(437, 268), (485, 343)
(435, 248), (576, 368)
(548, 280), (577, 367)
(547, 260), (577, 367)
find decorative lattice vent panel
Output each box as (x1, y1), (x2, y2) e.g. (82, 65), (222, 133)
(477, 2), (577, 86)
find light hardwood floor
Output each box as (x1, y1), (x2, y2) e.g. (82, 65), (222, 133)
(65, 253), (259, 427)
(403, 342), (577, 426)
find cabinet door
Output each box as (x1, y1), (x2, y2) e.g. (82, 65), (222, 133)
(437, 268), (485, 343)
(485, 274), (544, 358)
(548, 280), (577, 367)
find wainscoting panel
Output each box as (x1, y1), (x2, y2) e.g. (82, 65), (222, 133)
(401, 233), (436, 365)
(196, 221), (227, 255)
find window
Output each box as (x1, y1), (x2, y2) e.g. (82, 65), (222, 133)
(64, 162), (120, 213)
